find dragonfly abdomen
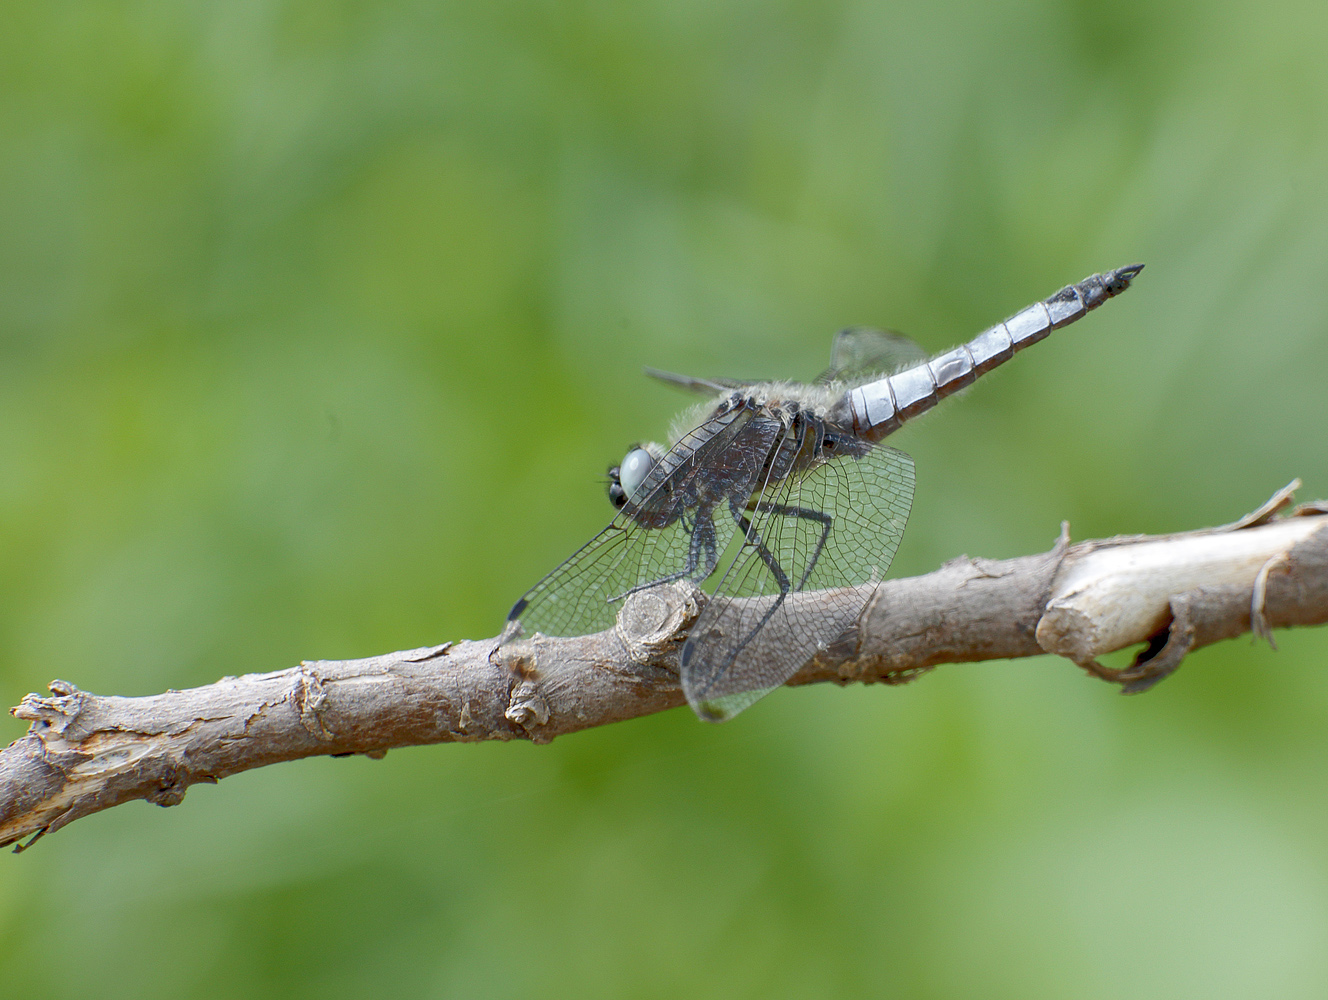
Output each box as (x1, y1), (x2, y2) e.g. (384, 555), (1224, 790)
(841, 264), (1143, 442)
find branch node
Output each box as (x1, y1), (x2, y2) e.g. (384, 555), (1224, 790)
(506, 678), (551, 739)
(291, 666), (334, 741)
(12, 680), (89, 735)
(145, 774), (189, 808)
(616, 582), (699, 662)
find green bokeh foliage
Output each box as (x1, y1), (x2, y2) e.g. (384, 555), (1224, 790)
(3, 1), (1328, 997)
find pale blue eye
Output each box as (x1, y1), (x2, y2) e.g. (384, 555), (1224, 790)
(618, 448), (654, 500)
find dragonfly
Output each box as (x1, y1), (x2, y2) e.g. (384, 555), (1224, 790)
(505, 265), (1143, 721)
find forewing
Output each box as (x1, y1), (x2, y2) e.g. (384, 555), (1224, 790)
(505, 407), (765, 641)
(680, 441), (915, 721)
(505, 519), (688, 640)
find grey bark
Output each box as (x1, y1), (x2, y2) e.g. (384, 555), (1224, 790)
(4, 484), (1328, 852)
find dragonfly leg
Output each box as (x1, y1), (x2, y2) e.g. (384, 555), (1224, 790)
(614, 509), (721, 602)
(692, 502), (794, 686)
(731, 506), (792, 595)
(751, 502), (832, 591)
(683, 501), (819, 698)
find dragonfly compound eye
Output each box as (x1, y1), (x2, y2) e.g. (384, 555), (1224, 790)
(617, 447), (655, 503)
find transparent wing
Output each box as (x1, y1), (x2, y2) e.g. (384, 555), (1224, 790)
(506, 519), (698, 640)
(680, 441), (915, 721)
(644, 366), (751, 396)
(817, 328), (928, 385)
(505, 407), (773, 641)
(646, 328), (925, 400)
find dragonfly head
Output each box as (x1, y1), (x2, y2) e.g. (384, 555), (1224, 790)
(608, 444), (660, 509)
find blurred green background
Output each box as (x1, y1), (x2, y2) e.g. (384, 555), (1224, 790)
(3, 0), (1328, 996)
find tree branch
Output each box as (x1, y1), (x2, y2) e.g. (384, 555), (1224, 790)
(4, 483), (1328, 851)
